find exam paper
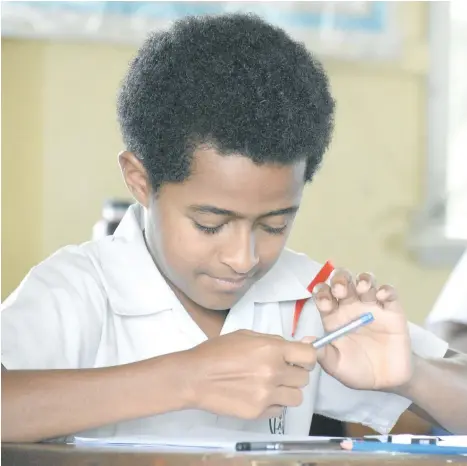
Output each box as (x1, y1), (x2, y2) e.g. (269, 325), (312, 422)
(74, 428), (340, 450)
(438, 436), (467, 447)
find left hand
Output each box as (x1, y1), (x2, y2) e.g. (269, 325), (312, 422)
(308, 269), (413, 391)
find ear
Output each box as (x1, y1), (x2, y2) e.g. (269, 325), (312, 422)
(118, 151), (152, 208)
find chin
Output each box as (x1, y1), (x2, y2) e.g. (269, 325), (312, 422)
(198, 291), (245, 312)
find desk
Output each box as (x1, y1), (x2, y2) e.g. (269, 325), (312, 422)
(2, 443), (467, 466)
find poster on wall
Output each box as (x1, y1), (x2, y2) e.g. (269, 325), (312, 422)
(1, 1), (401, 61)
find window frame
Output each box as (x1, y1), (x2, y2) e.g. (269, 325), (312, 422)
(409, 1), (467, 266)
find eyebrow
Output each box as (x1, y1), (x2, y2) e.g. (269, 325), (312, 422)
(187, 205), (299, 219)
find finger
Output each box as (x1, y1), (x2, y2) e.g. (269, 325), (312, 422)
(266, 334), (286, 341)
(316, 343), (341, 378)
(282, 341), (317, 370)
(270, 386), (303, 408)
(246, 331), (285, 343)
(356, 272), (378, 303)
(376, 284), (404, 313)
(281, 364), (310, 388)
(329, 268), (358, 304)
(301, 336), (327, 359)
(312, 283), (338, 314)
(244, 330), (283, 340)
(300, 336), (316, 344)
(237, 329), (261, 337)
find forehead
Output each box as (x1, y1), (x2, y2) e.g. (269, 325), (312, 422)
(161, 147), (306, 212)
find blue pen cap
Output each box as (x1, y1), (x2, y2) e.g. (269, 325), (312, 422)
(361, 312), (375, 324)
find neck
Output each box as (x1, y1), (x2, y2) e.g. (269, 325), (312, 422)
(176, 292), (229, 339)
(143, 229), (228, 338)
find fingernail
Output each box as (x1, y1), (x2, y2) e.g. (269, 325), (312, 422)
(376, 289), (389, 300)
(312, 283), (326, 295)
(332, 284), (346, 296)
(357, 280), (370, 292)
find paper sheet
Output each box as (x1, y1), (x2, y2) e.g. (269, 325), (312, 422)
(74, 429), (340, 451)
(438, 436), (467, 447)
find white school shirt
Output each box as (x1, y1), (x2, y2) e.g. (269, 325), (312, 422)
(426, 250), (467, 326)
(1, 204), (448, 439)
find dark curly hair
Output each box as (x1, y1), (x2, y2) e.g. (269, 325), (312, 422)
(117, 13), (335, 191)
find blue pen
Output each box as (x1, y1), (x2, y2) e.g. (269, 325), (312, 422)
(344, 440), (467, 456)
(312, 312), (374, 349)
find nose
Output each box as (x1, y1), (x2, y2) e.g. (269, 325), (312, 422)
(219, 228), (259, 275)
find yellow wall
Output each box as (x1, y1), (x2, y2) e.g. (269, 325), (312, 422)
(2, 41), (45, 299)
(1, 2), (453, 321)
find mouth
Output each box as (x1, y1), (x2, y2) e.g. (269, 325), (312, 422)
(209, 275), (251, 292)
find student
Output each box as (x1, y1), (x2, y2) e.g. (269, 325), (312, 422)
(92, 199), (345, 438)
(91, 198), (346, 438)
(426, 250), (467, 352)
(2, 14), (467, 443)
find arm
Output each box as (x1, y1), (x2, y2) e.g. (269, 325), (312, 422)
(1, 352), (191, 443)
(2, 330), (317, 443)
(1, 250), (189, 442)
(399, 350), (467, 434)
(409, 252), (467, 429)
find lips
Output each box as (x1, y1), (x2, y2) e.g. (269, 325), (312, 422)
(215, 276), (249, 283)
(209, 275), (251, 292)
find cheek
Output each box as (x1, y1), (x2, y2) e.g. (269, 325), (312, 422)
(254, 220), (295, 274)
(256, 233), (289, 266)
(157, 216), (213, 275)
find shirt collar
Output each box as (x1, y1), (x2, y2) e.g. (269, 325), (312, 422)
(98, 204), (312, 316)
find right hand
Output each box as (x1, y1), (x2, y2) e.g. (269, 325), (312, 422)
(185, 330), (317, 420)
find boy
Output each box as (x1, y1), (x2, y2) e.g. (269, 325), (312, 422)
(2, 14), (467, 442)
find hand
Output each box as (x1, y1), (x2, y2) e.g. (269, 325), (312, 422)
(309, 269), (412, 391)
(185, 330), (317, 419)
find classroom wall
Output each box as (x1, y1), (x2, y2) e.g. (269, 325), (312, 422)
(2, 41), (45, 300)
(1, 2), (453, 321)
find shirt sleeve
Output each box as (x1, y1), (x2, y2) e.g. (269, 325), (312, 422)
(314, 323), (449, 434)
(1, 246), (106, 370)
(426, 250), (467, 325)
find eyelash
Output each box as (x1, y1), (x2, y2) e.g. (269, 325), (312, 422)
(193, 222), (287, 236)
(194, 223), (223, 235)
(262, 225), (288, 235)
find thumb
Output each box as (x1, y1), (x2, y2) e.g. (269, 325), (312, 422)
(301, 337), (341, 376)
(300, 336), (330, 359)
(316, 343), (340, 374)
(300, 336), (330, 364)
(300, 336), (318, 345)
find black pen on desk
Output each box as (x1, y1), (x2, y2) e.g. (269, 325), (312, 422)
(236, 439), (344, 452)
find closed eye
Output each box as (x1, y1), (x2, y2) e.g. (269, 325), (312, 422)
(193, 221), (288, 236)
(193, 221), (224, 235)
(262, 224), (288, 235)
